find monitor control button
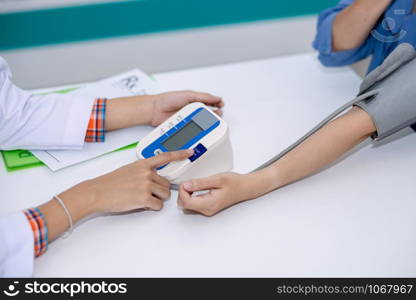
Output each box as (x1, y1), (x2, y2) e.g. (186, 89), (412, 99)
(189, 143), (207, 162)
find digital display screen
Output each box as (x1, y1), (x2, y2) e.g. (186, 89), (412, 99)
(162, 121), (203, 151)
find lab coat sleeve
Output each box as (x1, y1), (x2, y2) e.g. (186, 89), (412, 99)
(0, 60), (95, 150)
(0, 212), (34, 277)
(312, 0), (374, 67)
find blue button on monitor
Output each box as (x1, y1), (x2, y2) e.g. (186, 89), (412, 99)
(189, 143), (207, 162)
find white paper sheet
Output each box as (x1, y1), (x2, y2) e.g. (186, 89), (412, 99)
(31, 69), (158, 171)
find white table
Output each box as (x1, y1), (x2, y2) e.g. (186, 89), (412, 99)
(2, 54), (416, 277)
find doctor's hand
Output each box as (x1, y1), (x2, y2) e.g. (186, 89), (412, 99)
(83, 149), (194, 213)
(177, 172), (262, 216)
(39, 149), (193, 241)
(105, 91), (223, 130)
(148, 90), (224, 126)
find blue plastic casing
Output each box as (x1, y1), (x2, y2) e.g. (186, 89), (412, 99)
(141, 107), (220, 168)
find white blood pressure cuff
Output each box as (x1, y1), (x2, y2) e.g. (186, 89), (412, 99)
(354, 43), (416, 141)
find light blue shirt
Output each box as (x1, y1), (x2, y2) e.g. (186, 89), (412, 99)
(313, 0), (416, 73)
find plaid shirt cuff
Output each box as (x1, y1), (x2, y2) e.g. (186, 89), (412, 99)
(23, 208), (48, 257)
(85, 98), (107, 142)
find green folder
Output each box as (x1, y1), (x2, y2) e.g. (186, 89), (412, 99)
(1, 87), (138, 172)
(1, 143), (138, 172)
(1, 150), (45, 172)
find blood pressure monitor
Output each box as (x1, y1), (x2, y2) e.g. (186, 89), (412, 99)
(136, 102), (233, 184)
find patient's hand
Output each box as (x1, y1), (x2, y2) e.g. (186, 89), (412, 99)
(149, 90), (223, 126)
(177, 172), (254, 216)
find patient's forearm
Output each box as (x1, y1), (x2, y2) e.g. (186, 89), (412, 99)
(246, 107), (376, 198)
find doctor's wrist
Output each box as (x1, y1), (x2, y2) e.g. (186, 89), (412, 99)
(133, 95), (155, 126)
(59, 181), (102, 219)
(37, 182), (98, 241)
(105, 95), (154, 130)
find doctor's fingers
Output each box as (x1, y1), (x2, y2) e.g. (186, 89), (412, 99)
(185, 91), (224, 108)
(144, 196), (164, 211)
(151, 182), (171, 201)
(151, 172), (170, 189)
(146, 149), (193, 169)
(212, 109), (223, 117)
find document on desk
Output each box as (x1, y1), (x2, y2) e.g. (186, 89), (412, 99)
(31, 69), (158, 171)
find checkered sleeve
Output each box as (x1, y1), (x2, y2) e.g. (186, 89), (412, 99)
(85, 98), (107, 142)
(23, 208), (48, 257)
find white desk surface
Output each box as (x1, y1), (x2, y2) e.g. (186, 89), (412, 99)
(2, 53), (416, 277)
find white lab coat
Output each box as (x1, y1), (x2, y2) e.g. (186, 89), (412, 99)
(0, 56), (95, 277)
(0, 212), (34, 277)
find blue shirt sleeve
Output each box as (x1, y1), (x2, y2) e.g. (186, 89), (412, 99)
(312, 0), (374, 67)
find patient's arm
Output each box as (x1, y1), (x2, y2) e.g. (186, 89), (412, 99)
(258, 106), (376, 191)
(177, 106), (377, 216)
